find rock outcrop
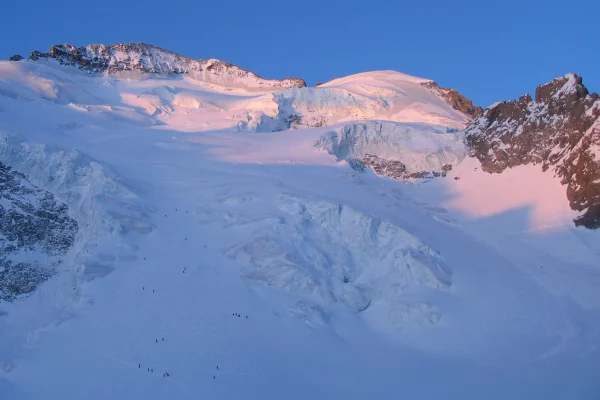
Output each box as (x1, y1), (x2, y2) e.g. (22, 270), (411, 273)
(9, 55), (23, 62)
(0, 162), (78, 301)
(421, 81), (483, 119)
(359, 154), (453, 179)
(465, 73), (600, 228)
(25, 43), (306, 89)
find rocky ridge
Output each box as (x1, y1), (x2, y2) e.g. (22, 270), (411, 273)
(465, 73), (600, 228)
(13, 43), (306, 89)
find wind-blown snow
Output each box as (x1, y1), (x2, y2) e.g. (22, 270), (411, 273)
(0, 59), (599, 400)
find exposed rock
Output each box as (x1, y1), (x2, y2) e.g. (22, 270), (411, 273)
(291, 78), (306, 88)
(9, 55), (24, 62)
(421, 81), (483, 119)
(0, 162), (78, 301)
(226, 195), (451, 319)
(359, 155), (453, 180)
(575, 204), (600, 228)
(465, 73), (600, 229)
(25, 42), (306, 89)
(362, 154), (406, 178)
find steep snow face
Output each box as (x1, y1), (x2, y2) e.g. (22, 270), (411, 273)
(317, 121), (465, 178)
(23, 43), (306, 91)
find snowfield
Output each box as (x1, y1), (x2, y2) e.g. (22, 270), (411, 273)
(0, 58), (599, 400)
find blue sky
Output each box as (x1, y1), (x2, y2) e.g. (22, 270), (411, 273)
(1, 0), (597, 106)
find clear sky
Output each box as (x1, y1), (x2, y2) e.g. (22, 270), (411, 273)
(1, 0), (597, 107)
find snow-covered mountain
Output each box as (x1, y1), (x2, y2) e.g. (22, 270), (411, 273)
(6, 44), (480, 178)
(1, 43), (599, 400)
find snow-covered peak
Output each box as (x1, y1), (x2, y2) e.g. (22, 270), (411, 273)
(535, 72), (589, 102)
(20, 42), (306, 91)
(322, 70), (430, 87)
(317, 70), (482, 125)
(557, 72), (580, 94)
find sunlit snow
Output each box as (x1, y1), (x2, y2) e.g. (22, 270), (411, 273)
(0, 58), (599, 400)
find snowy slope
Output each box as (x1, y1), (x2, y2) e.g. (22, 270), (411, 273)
(0, 59), (473, 178)
(1, 54), (600, 400)
(2, 57), (474, 179)
(3, 57), (476, 132)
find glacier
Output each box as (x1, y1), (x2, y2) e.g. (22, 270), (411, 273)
(0, 52), (599, 400)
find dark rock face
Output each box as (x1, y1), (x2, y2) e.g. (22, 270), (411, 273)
(25, 42), (306, 88)
(421, 81), (483, 119)
(362, 154), (406, 178)
(284, 113), (325, 129)
(9, 55), (24, 62)
(360, 154), (452, 180)
(0, 162), (78, 301)
(465, 73), (600, 229)
(258, 110), (326, 132)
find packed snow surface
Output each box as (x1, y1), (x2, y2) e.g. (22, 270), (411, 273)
(0, 60), (599, 400)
